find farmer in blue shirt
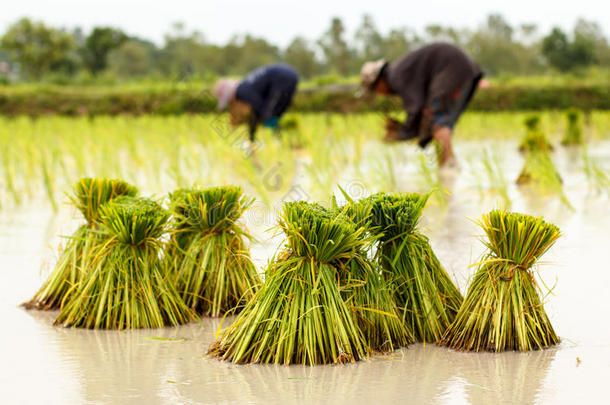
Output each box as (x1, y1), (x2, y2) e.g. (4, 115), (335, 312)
(214, 64), (299, 141)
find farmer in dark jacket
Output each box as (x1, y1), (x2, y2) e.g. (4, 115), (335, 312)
(359, 43), (484, 166)
(214, 64), (299, 141)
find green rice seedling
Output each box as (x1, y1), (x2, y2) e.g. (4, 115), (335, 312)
(55, 196), (194, 329)
(332, 200), (413, 352)
(519, 115), (553, 153)
(516, 151), (572, 209)
(482, 148), (511, 208)
(279, 114), (307, 149)
(209, 201), (370, 365)
(24, 178), (137, 310)
(417, 152), (448, 207)
(167, 186), (261, 317)
(581, 145), (610, 196)
(561, 109), (583, 146)
(40, 149), (58, 212)
(439, 210), (561, 351)
(360, 192), (463, 342)
(1, 147), (21, 206)
(339, 254), (413, 352)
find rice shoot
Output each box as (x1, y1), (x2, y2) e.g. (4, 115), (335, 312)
(358, 192), (463, 343)
(561, 109), (583, 146)
(24, 178), (137, 310)
(439, 210), (561, 351)
(167, 186), (261, 316)
(55, 196), (194, 329)
(209, 201), (370, 365)
(519, 115), (553, 153)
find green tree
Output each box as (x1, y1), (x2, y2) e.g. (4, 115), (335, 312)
(284, 37), (319, 78)
(82, 27), (127, 74)
(1, 18), (75, 79)
(318, 17), (352, 75)
(424, 25), (463, 45)
(355, 14), (384, 61)
(382, 28), (418, 62)
(159, 23), (207, 78)
(574, 19), (609, 66)
(107, 39), (156, 78)
(232, 35), (280, 73)
(467, 13), (542, 75)
(542, 27), (597, 71)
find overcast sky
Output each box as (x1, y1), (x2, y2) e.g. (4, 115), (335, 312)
(2, 0), (608, 47)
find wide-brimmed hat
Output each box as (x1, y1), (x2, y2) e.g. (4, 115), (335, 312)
(213, 79), (239, 110)
(356, 59), (387, 97)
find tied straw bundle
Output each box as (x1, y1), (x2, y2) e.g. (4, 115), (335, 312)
(519, 115), (553, 153)
(55, 196), (194, 329)
(359, 192), (463, 343)
(440, 210), (561, 351)
(24, 178), (137, 310)
(210, 202), (371, 365)
(333, 197), (413, 352)
(561, 109), (583, 146)
(168, 186), (260, 316)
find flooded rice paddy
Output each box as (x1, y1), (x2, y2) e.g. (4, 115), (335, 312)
(1, 139), (610, 404)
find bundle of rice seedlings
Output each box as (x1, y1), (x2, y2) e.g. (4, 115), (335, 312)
(339, 255), (413, 352)
(516, 151), (562, 186)
(209, 201), (369, 365)
(331, 201), (413, 352)
(516, 150), (572, 209)
(439, 210), (561, 351)
(280, 114), (306, 149)
(519, 115), (553, 153)
(24, 178), (137, 310)
(359, 192), (463, 343)
(167, 186), (261, 316)
(561, 109), (583, 146)
(55, 196), (194, 329)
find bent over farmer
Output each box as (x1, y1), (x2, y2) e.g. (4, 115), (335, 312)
(359, 43), (484, 166)
(214, 64), (299, 142)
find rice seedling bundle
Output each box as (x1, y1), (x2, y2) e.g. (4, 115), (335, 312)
(55, 196), (194, 329)
(516, 151), (572, 209)
(280, 115), (306, 149)
(359, 192), (463, 343)
(561, 109), (583, 146)
(337, 254), (413, 352)
(209, 201), (370, 365)
(440, 210), (561, 351)
(519, 115), (553, 153)
(24, 178), (137, 310)
(516, 151), (562, 186)
(332, 201), (413, 352)
(167, 186), (260, 316)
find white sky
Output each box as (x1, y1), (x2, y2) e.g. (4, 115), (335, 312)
(1, 0), (608, 47)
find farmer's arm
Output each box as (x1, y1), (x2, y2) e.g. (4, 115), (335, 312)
(396, 109), (422, 140)
(247, 114), (258, 142)
(235, 81), (265, 139)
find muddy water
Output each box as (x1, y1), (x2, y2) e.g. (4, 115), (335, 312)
(2, 141), (610, 405)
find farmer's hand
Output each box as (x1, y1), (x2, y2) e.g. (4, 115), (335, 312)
(383, 130), (401, 142)
(383, 117), (401, 142)
(385, 117), (401, 131)
(229, 100), (253, 126)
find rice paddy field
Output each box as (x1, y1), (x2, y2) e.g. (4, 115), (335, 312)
(2, 111), (610, 404)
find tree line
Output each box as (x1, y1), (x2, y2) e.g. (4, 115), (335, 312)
(0, 14), (609, 83)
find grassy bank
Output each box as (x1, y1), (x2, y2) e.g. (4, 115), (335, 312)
(1, 83), (610, 116)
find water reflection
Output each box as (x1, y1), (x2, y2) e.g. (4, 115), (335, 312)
(162, 343), (462, 404)
(457, 348), (558, 405)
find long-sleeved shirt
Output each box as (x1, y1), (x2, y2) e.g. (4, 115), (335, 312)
(385, 43), (483, 145)
(236, 64), (299, 139)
